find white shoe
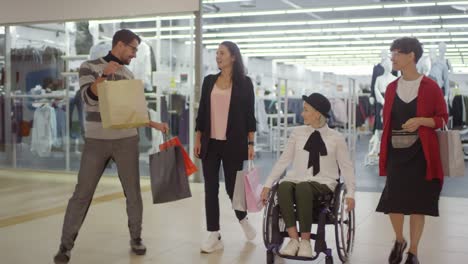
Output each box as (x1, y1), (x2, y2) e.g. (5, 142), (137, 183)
(297, 239), (313, 258)
(279, 238), (299, 256)
(240, 217), (256, 241)
(200, 232), (224, 253)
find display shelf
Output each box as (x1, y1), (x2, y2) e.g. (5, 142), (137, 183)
(61, 71), (79, 77)
(61, 55), (89, 60)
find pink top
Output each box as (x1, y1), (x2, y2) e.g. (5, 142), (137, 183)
(210, 83), (232, 140)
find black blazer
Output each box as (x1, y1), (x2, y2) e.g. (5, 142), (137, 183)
(195, 73), (256, 161)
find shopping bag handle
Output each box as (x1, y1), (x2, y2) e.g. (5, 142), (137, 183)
(441, 118), (448, 131)
(247, 160), (255, 170)
(162, 132), (170, 142)
(102, 74), (116, 81)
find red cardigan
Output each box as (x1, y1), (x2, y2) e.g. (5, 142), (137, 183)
(379, 76), (448, 184)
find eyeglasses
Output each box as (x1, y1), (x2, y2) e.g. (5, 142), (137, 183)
(125, 43), (138, 53)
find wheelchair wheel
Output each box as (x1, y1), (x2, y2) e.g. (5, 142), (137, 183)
(334, 186), (355, 263)
(263, 186), (285, 248)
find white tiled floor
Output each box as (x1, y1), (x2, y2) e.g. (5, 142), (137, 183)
(1, 170), (468, 264)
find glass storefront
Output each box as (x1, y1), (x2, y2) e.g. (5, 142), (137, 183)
(0, 16), (196, 175)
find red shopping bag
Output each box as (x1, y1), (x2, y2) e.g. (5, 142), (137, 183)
(159, 136), (198, 176)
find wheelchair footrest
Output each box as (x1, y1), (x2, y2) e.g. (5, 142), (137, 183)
(271, 247), (325, 261)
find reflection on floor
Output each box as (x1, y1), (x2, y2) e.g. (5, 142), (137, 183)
(1, 170), (468, 263)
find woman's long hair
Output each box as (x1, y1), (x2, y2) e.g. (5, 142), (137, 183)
(220, 41), (246, 85)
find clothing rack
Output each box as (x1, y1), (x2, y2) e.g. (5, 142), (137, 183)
(9, 91), (71, 169)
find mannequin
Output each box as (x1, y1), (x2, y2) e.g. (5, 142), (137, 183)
(368, 58), (397, 161)
(375, 58), (397, 106)
(370, 50), (390, 134)
(429, 42), (450, 96)
(429, 48), (437, 64)
(417, 55), (431, 76)
(370, 50), (388, 101)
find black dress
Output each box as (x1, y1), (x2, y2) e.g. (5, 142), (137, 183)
(376, 95), (441, 216)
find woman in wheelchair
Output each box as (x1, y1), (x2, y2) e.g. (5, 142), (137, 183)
(261, 93), (356, 258)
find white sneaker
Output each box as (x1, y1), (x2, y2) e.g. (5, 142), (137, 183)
(200, 232), (224, 253)
(279, 238), (299, 256)
(297, 239), (313, 258)
(240, 217), (256, 241)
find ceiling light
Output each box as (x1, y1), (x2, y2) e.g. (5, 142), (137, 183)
(133, 26), (192, 33)
(307, 19), (348, 25)
(201, 25), (413, 38)
(285, 8), (333, 14)
(451, 32), (468, 36)
(412, 32), (451, 37)
(91, 15), (194, 24)
(384, 3), (436, 8)
(444, 24), (468, 28)
(400, 25), (441, 29)
(322, 27), (357, 32)
(333, 5), (383, 11)
(374, 33), (407, 38)
(349, 18), (394, 23)
(358, 26), (397, 31)
(143, 34), (194, 40)
(394, 16), (440, 21)
(204, 15), (455, 30)
(441, 14), (468, 19)
(241, 10), (285, 16)
(202, 1), (468, 19)
(437, 1), (468, 6)
(206, 12), (244, 18)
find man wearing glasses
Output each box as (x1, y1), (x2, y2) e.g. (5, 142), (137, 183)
(54, 29), (168, 263)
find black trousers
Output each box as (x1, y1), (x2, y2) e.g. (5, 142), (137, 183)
(202, 139), (247, 231)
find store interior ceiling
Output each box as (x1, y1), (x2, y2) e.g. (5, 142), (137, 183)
(3, 0), (468, 74)
(199, 0), (468, 73)
(112, 0), (468, 74)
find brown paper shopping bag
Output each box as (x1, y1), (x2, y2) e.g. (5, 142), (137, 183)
(97, 79), (149, 129)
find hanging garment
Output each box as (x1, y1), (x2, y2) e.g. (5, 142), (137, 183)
(54, 105), (66, 147)
(30, 105), (57, 157)
(255, 98), (269, 134)
(330, 98), (347, 124)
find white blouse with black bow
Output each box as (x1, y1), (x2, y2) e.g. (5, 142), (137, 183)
(264, 125), (356, 198)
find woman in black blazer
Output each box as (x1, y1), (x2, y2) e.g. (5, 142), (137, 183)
(195, 41), (257, 253)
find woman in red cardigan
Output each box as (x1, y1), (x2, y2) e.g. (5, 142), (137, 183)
(376, 37), (448, 264)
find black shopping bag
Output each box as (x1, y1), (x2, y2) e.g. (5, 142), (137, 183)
(149, 146), (192, 203)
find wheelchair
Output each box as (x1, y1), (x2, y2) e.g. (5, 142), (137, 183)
(262, 181), (355, 264)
